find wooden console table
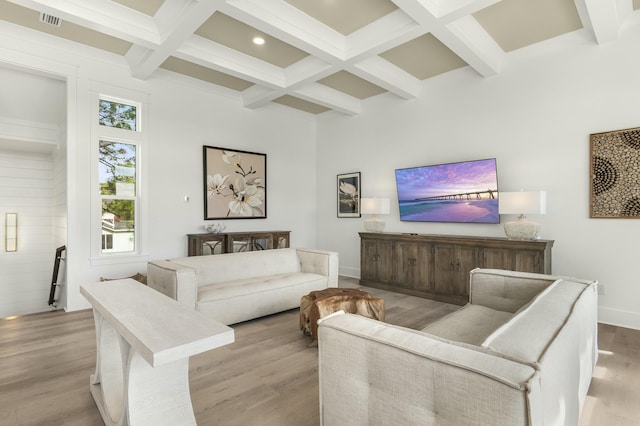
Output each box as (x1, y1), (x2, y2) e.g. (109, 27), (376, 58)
(187, 230), (290, 256)
(81, 279), (234, 426)
(360, 232), (553, 305)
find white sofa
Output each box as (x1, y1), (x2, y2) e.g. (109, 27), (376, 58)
(147, 248), (338, 325)
(318, 268), (598, 426)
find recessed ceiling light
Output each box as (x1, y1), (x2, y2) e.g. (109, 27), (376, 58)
(253, 36), (265, 45)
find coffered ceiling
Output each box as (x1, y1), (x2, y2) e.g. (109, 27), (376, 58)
(1, 0), (638, 115)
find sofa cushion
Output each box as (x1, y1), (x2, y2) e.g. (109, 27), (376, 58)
(422, 304), (514, 345)
(481, 279), (588, 363)
(172, 248), (301, 285)
(198, 272), (326, 302)
(470, 268), (557, 313)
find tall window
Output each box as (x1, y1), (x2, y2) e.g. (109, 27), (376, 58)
(97, 97), (140, 255)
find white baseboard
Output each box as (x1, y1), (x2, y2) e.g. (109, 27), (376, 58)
(598, 306), (640, 330)
(338, 266), (359, 279)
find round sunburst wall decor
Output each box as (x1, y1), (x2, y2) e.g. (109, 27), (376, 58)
(590, 127), (640, 218)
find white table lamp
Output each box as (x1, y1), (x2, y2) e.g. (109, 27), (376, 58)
(361, 198), (390, 232)
(498, 191), (547, 240)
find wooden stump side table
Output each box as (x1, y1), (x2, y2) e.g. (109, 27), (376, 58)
(300, 288), (385, 345)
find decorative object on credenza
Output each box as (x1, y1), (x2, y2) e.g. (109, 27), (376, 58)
(204, 223), (226, 233)
(203, 145), (266, 220)
(361, 197), (390, 232)
(337, 172), (361, 218)
(499, 191), (547, 240)
(590, 127), (640, 218)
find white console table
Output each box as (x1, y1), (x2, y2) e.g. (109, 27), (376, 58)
(81, 279), (234, 426)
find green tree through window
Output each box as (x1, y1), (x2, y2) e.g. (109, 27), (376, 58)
(99, 99), (137, 130)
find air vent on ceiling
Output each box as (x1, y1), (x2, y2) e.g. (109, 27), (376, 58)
(39, 12), (62, 27)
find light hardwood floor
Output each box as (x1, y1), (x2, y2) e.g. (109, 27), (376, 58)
(0, 277), (638, 426)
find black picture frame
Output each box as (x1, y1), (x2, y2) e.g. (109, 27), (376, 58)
(337, 172), (361, 217)
(203, 145), (267, 219)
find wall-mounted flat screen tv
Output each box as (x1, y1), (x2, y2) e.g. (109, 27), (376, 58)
(395, 158), (499, 223)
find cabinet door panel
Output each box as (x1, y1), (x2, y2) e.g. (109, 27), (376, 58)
(252, 236), (271, 250)
(433, 244), (477, 299)
(394, 242), (415, 288)
(455, 246), (479, 298)
(274, 233), (289, 249)
(433, 245), (457, 295)
(360, 240), (379, 282)
(228, 235), (252, 252)
(514, 250), (543, 273)
(483, 247), (514, 270)
(377, 241), (394, 284)
(360, 240), (394, 283)
(396, 242), (431, 292)
(202, 239), (224, 255)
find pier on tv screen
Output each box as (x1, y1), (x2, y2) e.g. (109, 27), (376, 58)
(395, 158), (499, 224)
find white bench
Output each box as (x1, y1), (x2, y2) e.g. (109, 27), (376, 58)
(81, 279), (234, 426)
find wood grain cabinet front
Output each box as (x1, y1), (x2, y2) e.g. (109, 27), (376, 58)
(187, 231), (290, 256)
(360, 232), (553, 305)
(394, 241), (431, 293)
(431, 243), (479, 302)
(360, 238), (394, 285)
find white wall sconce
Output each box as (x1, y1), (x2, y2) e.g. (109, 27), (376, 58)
(499, 191), (547, 240)
(361, 198), (390, 232)
(5, 213), (17, 252)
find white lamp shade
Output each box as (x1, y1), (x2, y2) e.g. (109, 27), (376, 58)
(361, 198), (390, 215)
(499, 191), (547, 215)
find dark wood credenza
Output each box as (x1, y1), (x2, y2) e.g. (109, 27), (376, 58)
(359, 232), (553, 306)
(188, 231), (290, 256)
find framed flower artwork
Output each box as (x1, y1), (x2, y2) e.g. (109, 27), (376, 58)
(203, 145), (266, 219)
(337, 172), (361, 218)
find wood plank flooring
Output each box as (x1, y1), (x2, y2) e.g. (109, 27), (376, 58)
(0, 277), (638, 425)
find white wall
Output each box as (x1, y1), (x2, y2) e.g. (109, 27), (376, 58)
(0, 21), (318, 313)
(0, 65), (66, 317)
(0, 150), (53, 317)
(316, 19), (640, 330)
(146, 78), (319, 259)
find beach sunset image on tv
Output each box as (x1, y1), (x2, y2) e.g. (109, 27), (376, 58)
(395, 158), (499, 223)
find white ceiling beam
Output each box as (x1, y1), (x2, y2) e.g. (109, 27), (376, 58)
(574, 0), (621, 44)
(436, 16), (503, 77)
(222, 0), (345, 61)
(242, 58), (339, 108)
(284, 56), (338, 87)
(241, 85), (280, 109)
(177, 36), (285, 88)
(345, 10), (425, 99)
(349, 56), (420, 100)
(293, 84), (361, 116)
(244, 83), (365, 117)
(242, 68), (362, 115)
(393, 0), (503, 78)
(7, 0), (160, 47)
(435, 0), (502, 21)
(225, 0), (423, 105)
(346, 9), (426, 61)
(127, 0), (224, 79)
